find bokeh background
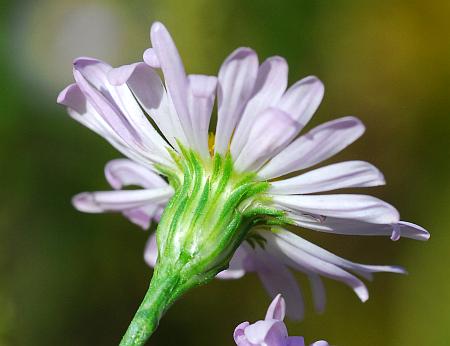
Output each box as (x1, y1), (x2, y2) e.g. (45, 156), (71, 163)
(0, 0), (449, 345)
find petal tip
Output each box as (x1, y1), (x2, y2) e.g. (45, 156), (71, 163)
(57, 84), (74, 104)
(355, 285), (369, 302)
(341, 116), (366, 133)
(143, 48), (161, 68)
(107, 64), (138, 86)
(266, 294), (286, 321)
(72, 192), (98, 213)
(226, 47), (257, 62)
(388, 265), (408, 275)
(56, 84), (87, 113)
(412, 230), (431, 241)
(233, 321), (250, 343)
(379, 174), (386, 186)
(301, 75), (325, 93)
(419, 231), (431, 241)
(104, 166), (122, 190)
(150, 21), (170, 43)
(72, 56), (98, 68)
(397, 221), (431, 241)
(151, 21), (165, 34)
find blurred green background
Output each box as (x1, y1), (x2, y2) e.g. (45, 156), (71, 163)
(0, 0), (449, 345)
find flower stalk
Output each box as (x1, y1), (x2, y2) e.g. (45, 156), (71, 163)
(119, 265), (182, 345)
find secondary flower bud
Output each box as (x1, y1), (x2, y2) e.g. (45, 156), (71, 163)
(234, 294), (328, 346)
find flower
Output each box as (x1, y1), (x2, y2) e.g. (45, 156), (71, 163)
(234, 294), (328, 346)
(57, 21), (430, 341)
(71, 157), (424, 320)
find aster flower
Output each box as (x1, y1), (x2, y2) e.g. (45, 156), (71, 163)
(72, 158), (413, 320)
(234, 294), (328, 346)
(58, 21), (429, 345)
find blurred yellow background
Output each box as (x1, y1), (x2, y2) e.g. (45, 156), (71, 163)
(0, 0), (449, 345)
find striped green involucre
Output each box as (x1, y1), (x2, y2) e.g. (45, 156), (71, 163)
(120, 148), (286, 345)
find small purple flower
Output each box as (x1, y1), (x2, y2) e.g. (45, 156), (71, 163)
(234, 294), (328, 346)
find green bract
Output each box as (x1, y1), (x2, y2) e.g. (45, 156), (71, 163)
(120, 146), (288, 345)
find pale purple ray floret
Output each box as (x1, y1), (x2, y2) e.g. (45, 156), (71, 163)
(58, 21), (430, 320)
(73, 159), (170, 229)
(234, 294), (328, 346)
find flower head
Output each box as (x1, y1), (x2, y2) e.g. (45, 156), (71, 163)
(58, 20), (430, 337)
(234, 294), (328, 346)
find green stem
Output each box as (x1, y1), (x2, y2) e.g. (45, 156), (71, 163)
(119, 268), (183, 346)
